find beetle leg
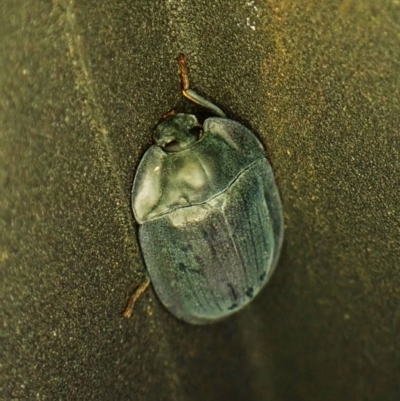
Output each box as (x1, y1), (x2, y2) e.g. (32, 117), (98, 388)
(183, 89), (226, 118)
(123, 279), (151, 319)
(178, 53), (226, 118)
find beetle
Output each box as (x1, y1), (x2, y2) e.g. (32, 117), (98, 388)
(124, 54), (283, 324)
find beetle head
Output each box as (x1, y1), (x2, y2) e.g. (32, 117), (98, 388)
(154, 113), (203, 153)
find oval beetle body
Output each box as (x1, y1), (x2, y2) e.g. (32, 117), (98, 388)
(130, 55), (283, 324)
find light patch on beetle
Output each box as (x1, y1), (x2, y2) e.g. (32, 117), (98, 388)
(176, 162), (208, 191)
(168, 204), (212, 227)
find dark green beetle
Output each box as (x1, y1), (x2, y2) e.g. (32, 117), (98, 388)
(127, 55), (283, 324)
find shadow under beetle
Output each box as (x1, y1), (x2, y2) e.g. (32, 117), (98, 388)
(125, 54), (284, 324)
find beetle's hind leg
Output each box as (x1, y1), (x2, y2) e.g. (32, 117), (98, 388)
(178, 54), (226, 118)
(123, 279), (151, 319)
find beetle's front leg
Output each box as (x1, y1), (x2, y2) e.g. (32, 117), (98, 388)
(178, 54), (226, 118)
